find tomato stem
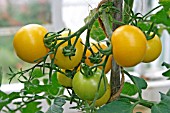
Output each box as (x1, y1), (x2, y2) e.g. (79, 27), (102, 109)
(81, 29), (91, 63)
(143, 5), (162, 19)
(120, 94), (154, 108)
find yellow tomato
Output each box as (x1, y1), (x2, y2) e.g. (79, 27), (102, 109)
(143, 33), (162, 63)
(50, 32), (84, 69)
(85, 43), (112, 73)
(13, 24), (48, 63)
(57, 70), (72, 88)
(95, 84), (111, 107)
(111, 25), (147, 67)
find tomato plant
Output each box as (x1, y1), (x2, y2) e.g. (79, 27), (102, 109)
(143, 33), (162, 63)
(13, 24), (48, 63)
(72, 68), (108, 101)
(1, 0), (170, 113)
(111, 25), (147, 67)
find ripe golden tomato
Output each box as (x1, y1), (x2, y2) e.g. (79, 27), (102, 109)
(143, 33), (162, 63)
(57, 70), (72, 88)
(111, 25), (147, 67)
(13, 24), (48, 63)
(95, 84), (111, 107)
(50, 32), (84, 69)
(85, 43), (112, 73)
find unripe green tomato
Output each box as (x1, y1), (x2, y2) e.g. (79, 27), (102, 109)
(72, 68), (108, 101)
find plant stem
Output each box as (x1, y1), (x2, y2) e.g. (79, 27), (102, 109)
(81, 29), (91, 63)
(120, 94), (155, 108)
(11, 98), (37, 112)
(123, 0), (134, 24)
(110, 0), (123, 99)
(143, 5), (162, 19)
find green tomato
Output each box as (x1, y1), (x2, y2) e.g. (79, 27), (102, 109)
(72, 68), (108, 101)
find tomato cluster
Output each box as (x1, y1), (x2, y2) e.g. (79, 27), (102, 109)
(13, 24), (162, 108)
(111, 25), (162, 67)
(13, 24), (110, 106)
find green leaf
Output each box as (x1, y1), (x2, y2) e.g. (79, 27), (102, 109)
(25, 84), (52, 94)
(8, 92), (20, 101)
(21, 101), (42, 113)
(166, 27), (170, 34)
(47, 97), (66, 113)
(162, 62), (170, 68)
(124, 0), (134, 8)
(90, 20), (106, 41)
(0, 91), (20, 110)
(137, 22), (151, 32)
(151, 8), (170, 27)
(0, 91), (9, 110)
(49, 86), (60, 96)
(151, 93), (170, 113)
(13, 101), (22, 105)
(124, 70), (147, 95)
(162, 69), (170, 78)
(97, 100), (134, 113)
(46, 98), (52, 105)
(24, 73), (63, 96)
(84, 9), (97, 24)
(0, 67), (2, 87)
(121, 82), (138, 96)
(36, 111), (44, 113)
(30, 68), (45, 78)
(166, 89), (170, 96)
(32, 79), (40, 85)
(51, 72), (62, 88)
(159, 1), (170, 11)
(100, 11), (113, 38)
(48, 72), (63, 96)
(43, 78), (48, 85)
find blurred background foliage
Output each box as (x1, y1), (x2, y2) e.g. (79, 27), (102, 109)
(0, 0), (51, 27)
(0, 0), (51, 84)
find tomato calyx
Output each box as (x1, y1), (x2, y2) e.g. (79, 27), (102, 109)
(80, 63), (97, 78)
(145, 32), (156, 40)
(65, 69), (76, 79)
(144, 22), (157, 40)
(89, 52), (103, 64)
(88, 43), (112, 64)
(62, 45), (76, 59)
(44, 32), (61, 48)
